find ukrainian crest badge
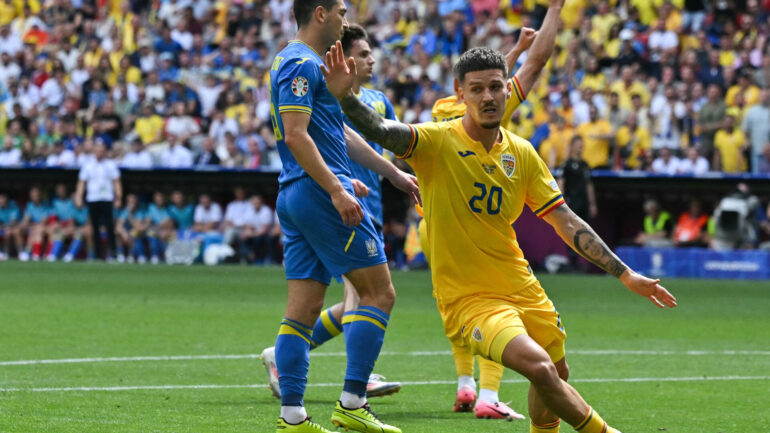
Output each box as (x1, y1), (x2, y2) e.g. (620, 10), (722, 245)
(291, 76), (309, 97)
(502, 154), (516, 177)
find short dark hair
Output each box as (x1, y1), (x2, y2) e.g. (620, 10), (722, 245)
(453, 47), (507, 83)
(294, 0), (337, 28)
(341, 24), (368, 54)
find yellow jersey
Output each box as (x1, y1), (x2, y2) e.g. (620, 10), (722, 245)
(398, 119), (564, 304)
(714, 128), (747, 173)
(431, 76), (526, 130)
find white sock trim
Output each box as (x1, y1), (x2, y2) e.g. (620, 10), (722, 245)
(340, 391), (366, 409)
(478, 389), (499, 404)
(280, 405), (307, 424)
(457, 375), (476, 391)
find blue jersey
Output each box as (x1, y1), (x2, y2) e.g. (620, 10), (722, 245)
(51, 199), (77, 222)
(148, 204), (171, 225)
(0, 201), (20, 225)
(168, 204), (194, 230)
(73, 206), (89, 226)
(269, 40), (350, 186)
(24, 202), (50, 223)
(343, 87), (397, 226)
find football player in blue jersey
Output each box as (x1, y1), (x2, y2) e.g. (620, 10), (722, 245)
(261, 24), (402, 403)
(0, 193), (21, 261)
(266, 1), (419, 432)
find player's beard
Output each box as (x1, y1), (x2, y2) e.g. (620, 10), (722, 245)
(480, 120), (501, 129)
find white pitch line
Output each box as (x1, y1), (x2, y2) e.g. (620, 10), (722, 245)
(2, 349), (769, 367)
(1, 375), (769, 393)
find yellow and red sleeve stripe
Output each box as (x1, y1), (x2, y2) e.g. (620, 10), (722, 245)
(511, 76), (525, 103)
(395, 124), (418, 159)
(534, 194), (565, 218)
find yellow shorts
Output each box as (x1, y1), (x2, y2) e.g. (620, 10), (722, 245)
(437, 280), (566, 364)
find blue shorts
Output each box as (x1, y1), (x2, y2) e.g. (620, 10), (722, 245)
(277, 175), (387, 285)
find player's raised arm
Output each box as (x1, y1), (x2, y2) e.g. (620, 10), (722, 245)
(513, 0), (563, 95)
(543, 204), (678, 309)
(322, 42), (416, 158)
(344, 124), (422, 205)
(506, 27), (536, 74)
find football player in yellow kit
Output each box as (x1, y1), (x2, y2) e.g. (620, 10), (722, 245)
(426, 6), (558, 421)
(322, 4), (677, 433)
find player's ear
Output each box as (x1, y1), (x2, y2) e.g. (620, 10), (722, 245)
(454, 78), (463, 103)
(315, 5), (326, 23)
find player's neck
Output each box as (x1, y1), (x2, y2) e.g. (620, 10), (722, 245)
(294, 28), (327, 58)
(462, 115), (501, 152)
(352, 81), (363, 95)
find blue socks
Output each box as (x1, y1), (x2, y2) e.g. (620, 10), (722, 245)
(66, 239), (82, 257)
(49, 241), (63, 258)
(275, 318), (313, 407)
(341, 306), (389, 397)
(133, 238), (145, 258)
(149, 237), (161, 257)
(310, 309), (343, 349)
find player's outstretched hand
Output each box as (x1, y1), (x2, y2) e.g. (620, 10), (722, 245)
(321, 40), (357, 101)
(388, 170), (422, 206)
(620, 269), (678, 308)
(351, 179), (370, 198)
(515, 27), (537, 53)
(331, 188), (364, 226)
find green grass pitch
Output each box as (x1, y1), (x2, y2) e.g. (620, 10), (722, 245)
(0, 262), (768, 432)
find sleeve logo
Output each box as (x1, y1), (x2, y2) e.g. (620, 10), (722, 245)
(291, 76), (309, 97)
(501, 154), (516, 178)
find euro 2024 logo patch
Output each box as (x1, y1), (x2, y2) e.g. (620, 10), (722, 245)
(501, 154), (516, 178)
(292, 76), (309, 97)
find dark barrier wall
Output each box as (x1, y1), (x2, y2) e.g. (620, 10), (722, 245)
(2, 168), (769, 251)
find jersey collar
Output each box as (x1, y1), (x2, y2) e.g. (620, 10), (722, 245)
(288, 40), (323, 60)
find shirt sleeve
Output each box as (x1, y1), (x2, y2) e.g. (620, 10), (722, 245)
(401, 121), (447, 174)
(78, 165), (88, 181)
(500, 76), (525, 130)
(276, 58), (318, 116)
(524, 143), (565, 218)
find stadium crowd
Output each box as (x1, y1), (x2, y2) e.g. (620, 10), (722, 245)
(0, 0), (769, 173)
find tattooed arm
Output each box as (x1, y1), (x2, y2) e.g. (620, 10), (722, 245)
(338, 94), (416, 158)
(543, 203), (678, 308)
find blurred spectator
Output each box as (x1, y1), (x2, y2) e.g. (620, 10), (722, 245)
(0, 192), (20, 260)
(651, 148), (680, 175)
(45, 142), (76, 168)
(160, 136), (194, 168)
(75, 142), (121, 261)
(0, 136), (22, 167)
(168, 190), (194, 231)
(195, 137), (221, 167)
(539, 116), (572, 169)
(165, 101), (200, 142)
(116, 194), (149, 264)
(759, 144), (770, 174)
(15, 186), (50, 262)
(672, 199), (709, 247)
(576, 105), (613, 169)
(147, 192), (173, 264)
(698, 84), (727, 160)
(677, 147), (710, 175)
(192, 193), (222, 233)
(615, 114), (651, 170)
(222, 187), (251, 253)
(121, 139), (154, 169)
(558, 136), (597, 222)
(650, 85), (686, 151)
(741, 89), (770, 174)
(635, 199), (673, 248)
(241, 195), (274, 264)
(713, 113), (748, 173)
(134, 104), (165, 146)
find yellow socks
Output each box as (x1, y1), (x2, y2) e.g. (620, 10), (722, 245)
(575, 407), (617, 433)
(478, 356), (504, 392)
(531, 420), (560, 432)
(451, 343), (475, 377)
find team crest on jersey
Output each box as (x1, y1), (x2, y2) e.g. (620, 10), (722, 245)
(291, 76), (309, 97)
(366, 239), (378, 257)
(472, 327), (482, 342)
(501, 154), (516, 177)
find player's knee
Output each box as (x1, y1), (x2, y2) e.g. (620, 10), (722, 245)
(528, 360), (560, 389)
